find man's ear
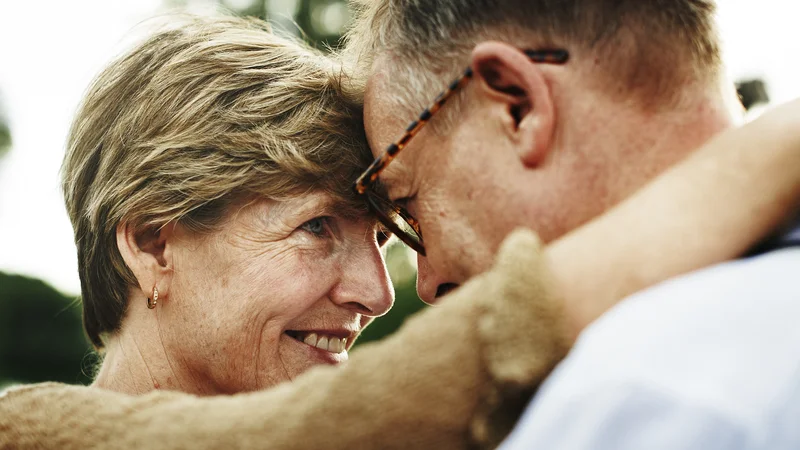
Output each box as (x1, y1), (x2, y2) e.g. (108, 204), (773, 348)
(116, 221), (175, 303)
(471, 41), (555, 167)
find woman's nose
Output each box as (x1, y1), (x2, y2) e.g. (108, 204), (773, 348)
(330, 243), (394, 317)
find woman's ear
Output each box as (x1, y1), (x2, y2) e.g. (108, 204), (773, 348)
(471, 41), (555, 168)
(116, 221), (175, 302)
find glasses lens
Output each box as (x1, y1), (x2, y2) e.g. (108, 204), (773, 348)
(367, 192), (425, 255)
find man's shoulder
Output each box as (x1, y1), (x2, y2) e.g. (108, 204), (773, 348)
(499, 249), (800, 450)
(545, 247), (800, 418)
(583, 246), (800, 343)
(579, 247), (800, 353)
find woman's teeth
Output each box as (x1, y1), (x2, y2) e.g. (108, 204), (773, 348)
(300, 332), (347, 354)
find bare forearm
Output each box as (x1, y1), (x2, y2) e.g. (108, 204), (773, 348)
(547, 99), (800, 336)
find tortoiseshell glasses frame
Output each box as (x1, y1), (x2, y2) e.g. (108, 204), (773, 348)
(354, 48), (570, 256)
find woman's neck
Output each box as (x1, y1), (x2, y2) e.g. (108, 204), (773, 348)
(92, 319), (211, 396)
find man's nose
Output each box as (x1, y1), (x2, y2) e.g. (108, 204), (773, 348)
(416, 254), (459, 305)
(330, 243), (394, 317)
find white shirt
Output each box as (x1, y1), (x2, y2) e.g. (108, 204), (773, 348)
(501, 243), (800, 450)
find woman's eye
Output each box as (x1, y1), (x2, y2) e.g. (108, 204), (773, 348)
(300, 217), (330, 238)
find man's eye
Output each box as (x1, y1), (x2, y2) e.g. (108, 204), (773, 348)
(394, 196), (417, 218)
(300, 217), (331, 238)
(377, 225), (393, 247)
(394, 197), (412, 210)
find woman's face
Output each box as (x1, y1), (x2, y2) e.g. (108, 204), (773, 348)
(161, 192), (394, 393)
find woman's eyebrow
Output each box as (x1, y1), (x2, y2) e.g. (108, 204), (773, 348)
(324, 198), (367, 220)
(279, 196), (341, 222)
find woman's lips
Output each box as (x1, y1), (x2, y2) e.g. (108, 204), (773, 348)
(284, 330), (352, 357)
(299, 332), (346, 353)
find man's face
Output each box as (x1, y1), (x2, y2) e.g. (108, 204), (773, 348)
(363, 45), (736, 304)
(364, 63), (535, 302)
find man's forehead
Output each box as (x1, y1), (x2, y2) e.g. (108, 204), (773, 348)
(364, 56), (427, 198)
(364, 62), (405, 153)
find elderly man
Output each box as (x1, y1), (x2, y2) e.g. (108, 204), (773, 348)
(345, 0), (800, 447)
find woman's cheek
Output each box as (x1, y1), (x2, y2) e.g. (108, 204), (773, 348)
(276, 256), (336, 305)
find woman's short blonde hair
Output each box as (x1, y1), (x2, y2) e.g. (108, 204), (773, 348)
(63, 14), (371, 349)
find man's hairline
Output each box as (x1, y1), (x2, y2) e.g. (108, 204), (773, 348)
(359, 15), (730, 126)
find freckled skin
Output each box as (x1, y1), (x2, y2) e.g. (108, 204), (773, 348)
(156, 193), (394, 393)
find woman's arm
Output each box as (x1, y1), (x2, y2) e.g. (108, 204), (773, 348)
(0, 231), (567, 450)
(548, 99), (800, 337)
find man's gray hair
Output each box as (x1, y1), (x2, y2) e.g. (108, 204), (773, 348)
(342, 0), (722, 118)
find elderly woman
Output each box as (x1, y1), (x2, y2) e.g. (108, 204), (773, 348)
(63, 16), (393, 394)
(1, 13), (800, 450)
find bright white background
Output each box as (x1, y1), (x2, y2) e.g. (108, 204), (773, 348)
(0, 0), (797, 295)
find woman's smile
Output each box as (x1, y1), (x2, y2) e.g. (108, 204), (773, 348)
(283, 330), (355, 364)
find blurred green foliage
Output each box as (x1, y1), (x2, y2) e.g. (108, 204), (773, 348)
(0, 122), (10, 158)
(0, 273), (93, 386)
(166, 0), (350, 50)
(0, 91), (9, 158)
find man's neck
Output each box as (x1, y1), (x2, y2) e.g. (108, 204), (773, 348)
(608, 83), (740, 206)
(535, 80), (740, 243)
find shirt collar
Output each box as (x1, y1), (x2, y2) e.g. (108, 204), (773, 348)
(784, 222), (800, 244)
(747, 214), (800, 257)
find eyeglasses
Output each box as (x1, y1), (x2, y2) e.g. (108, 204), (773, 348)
(354, 48), (570, 256)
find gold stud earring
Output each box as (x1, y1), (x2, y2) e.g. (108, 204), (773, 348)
(147, 285), (159, 309)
